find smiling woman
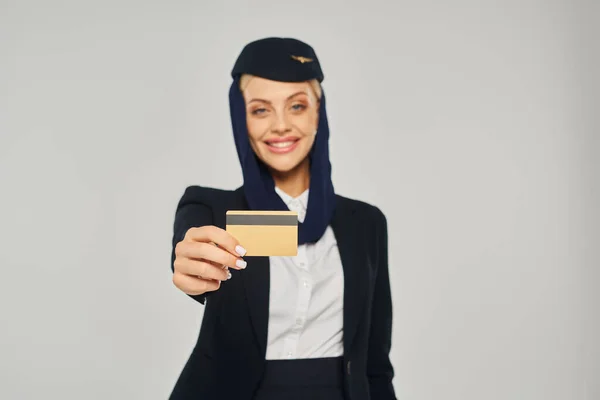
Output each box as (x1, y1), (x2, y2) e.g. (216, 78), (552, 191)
(169, 37), (396, 400)
(241, 75), (321, 195)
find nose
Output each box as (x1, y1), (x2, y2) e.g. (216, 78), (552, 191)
(271, 112), (291, 135)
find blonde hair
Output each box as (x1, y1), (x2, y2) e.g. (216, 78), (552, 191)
(239, 74), (322, 100)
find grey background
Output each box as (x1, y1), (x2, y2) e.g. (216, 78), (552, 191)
(0, 0), (598, 399)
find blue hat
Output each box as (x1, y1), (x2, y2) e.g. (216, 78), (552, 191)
(231, 37), (324, 83)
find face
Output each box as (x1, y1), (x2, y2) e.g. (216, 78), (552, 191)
(243, 77), (319, 174)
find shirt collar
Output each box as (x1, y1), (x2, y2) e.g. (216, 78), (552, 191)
(275, 186), (309, 223)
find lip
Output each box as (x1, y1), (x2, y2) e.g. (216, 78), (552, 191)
(265, 136), (300, 144)
(264, 136), (301, 154)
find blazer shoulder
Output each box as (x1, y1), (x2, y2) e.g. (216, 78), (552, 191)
(336, 194), (386, 223)
(177, 185), (240, 211)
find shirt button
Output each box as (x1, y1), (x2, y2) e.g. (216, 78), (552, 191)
(303, 281), (308, 288)
(287, 352), (293, 358)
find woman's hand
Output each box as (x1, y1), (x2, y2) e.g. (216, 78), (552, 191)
(173, 226), (247, 296)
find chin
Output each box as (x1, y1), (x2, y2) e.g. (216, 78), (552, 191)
(262, 157), (305, 174)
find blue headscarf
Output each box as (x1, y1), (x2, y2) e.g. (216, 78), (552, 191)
(228, 76), (336, 244)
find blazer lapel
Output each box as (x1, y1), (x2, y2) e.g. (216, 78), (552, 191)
(331, 196), (369, 352)
(232, 187), (270, 359)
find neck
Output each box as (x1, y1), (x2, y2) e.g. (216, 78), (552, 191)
(270, 158), (310, 198)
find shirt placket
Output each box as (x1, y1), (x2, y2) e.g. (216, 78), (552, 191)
(282, 245), (311, 359)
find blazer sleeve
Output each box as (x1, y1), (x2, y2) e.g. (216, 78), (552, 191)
(170, 188), (215, 305)
(367, 207), (397, 399)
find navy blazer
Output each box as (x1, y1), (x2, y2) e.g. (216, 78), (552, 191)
(169, 186), (396, 400)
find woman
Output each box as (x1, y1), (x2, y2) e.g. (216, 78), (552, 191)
(170, 37), (396, 400)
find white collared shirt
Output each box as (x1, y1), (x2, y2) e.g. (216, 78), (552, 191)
(265, 187), (345, 360)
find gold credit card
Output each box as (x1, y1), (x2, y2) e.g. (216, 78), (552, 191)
(226, 210), (298, 256)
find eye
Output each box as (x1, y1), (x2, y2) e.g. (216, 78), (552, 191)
(291, 103), (307, 112)
(251, 107), (268, 116)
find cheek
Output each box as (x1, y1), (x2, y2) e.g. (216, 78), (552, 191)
(292, 111), (319, 135)
(246, 116), (269, 142)
(303, 135), (316, 152)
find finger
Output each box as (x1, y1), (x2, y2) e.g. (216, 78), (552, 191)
(185, 226), (247, 258)
(179, 241), (247, 270)
(207, 259), (230, 270)
(173, 272), (221, 295)
(175, 258), (230, 281)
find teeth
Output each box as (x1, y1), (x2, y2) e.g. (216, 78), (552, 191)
(269, 141), (295, 148)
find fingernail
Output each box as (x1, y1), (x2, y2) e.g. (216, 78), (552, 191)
(235, 245), (247, 257)
(236, 259), (247, 269)
(227, 271), (232, 280)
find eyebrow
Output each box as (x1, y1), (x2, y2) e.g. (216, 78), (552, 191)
(247, 91), (308, 105)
